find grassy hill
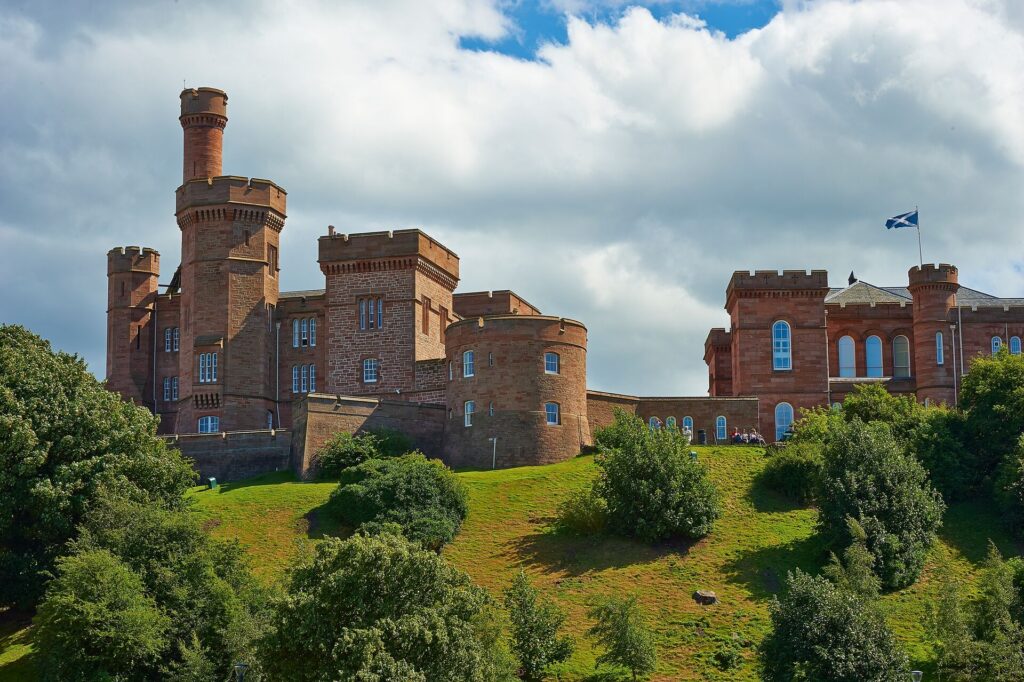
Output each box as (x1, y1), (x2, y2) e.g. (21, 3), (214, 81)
(2, 446), (1020, 680)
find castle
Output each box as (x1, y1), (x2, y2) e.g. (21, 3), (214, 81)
(105, 87), (1024, 478)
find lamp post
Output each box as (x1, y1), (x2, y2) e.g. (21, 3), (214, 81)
(234, 662), (250, 681)
(911, 671), (923, 682)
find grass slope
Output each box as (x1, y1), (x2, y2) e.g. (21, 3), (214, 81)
(2, 446), (1019, 681)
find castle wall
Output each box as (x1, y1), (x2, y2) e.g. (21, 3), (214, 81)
(165, 429), (291, 482)
(586, 391), (760, 444)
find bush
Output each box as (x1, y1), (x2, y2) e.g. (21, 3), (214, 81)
(817, 420), (945, 589)
(503, 571), (574, 681)
(961, 350), (1024, 474)
(315, 428), (416, 478)
(34, 549), (169, 681)
(595, 412), (721, 542)
(370, 427), (415, 457)
(329, 453), (469, 550)
(0, 325), (196, 607)
(841, 383), (926, 445)
(587, 594), (657, 680)
(759, 570), (908, 681)
(259, 532), (514, 681)
(555, 484), (607, 535)
(908, 407), (978, 502)
(759, 441), (822, 504)
(995, 435), (1024, 536)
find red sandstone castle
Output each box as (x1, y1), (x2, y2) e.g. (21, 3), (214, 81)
(105, 88), (1024, 476)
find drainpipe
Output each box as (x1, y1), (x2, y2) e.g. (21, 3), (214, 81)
(950, 323), (958, 408)
(957, 298), (964, 376)
(152, 297), (158, 413)
(275, 320), (281, 429)
(824, 309), (831, 406)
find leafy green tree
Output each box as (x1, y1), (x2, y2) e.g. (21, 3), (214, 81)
(34, 549), (170, 681)
(330, 452), (469, 549)
(595, 411), (721, 542)
(315, 431), (383, 477)
(503, 571), (574, 681)
(0, 325), (196, 607)
(817, 420), (945, 589)
(823, 518), (881, 600)
(841, 383), (926, 444)
(995, 435), (1024, 536)
(555, 483), (608, 535)
(961, 350), (1024, 474)
(259, 532), (514, 681)
(909, 407), (977, 501)
(759, 570), (908, 682)
(759, 441), (823, 504)
(587, 595), (657, 681)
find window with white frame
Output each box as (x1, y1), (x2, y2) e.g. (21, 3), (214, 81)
(163, 377), (171, 401)
(292, 319), (300, 347)
(309, 364), (316, 392)
(198, 352), (218, 383)
(359, 299), (367, 330)
(165, 328), (172, 352)
(544, 352), (560, 374)
(865, 336), (883, 377)
(649, 416), (661, 430)
(716, 416), (727, 441)
(267, 411), (274, 430)
(463, 350), (475, 377)
(363, 358), (379, 383)
(301, 365), (308, 392)
(772, 321), (792, 370)
(683, 416), (694, 432)
(173, 327), (179, 351)
(197, 416), (220, 433)
(448, 361), (453, 381)
(292, 366), (300, 393)
(992, 336), (1003, 355)
(1011, 336), (1022, 355)
(171, 377), (178, 401)
(358, 298), (385, 330)
(666, 416), (676, 429)
(545, 402), (560, 426)
(301, 319), (309, 346)
(775, 402), (794, 441)
(893, 336), (911, 378)
(838, 335), (855, 377)
(936, 332), (944, 365)
(309, 318), (316, 347)
(489, 401), (494, 416)
(464, 401), (475, 427)
(377, 297), (383, 329)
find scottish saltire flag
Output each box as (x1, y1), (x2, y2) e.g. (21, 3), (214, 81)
(885, 210), (919, 229)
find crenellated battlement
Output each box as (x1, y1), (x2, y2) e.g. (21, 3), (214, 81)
(175, 175), (287, 216)
(725, 269), (829, 308)
(705, 327), (731, 349)
(318, 228), (460, 282)
(107, 246), (159, 274)
(179, 87), (227, 123)
(907, 263), (958, 289)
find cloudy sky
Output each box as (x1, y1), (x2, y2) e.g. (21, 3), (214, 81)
(2, 0), (1023, 395)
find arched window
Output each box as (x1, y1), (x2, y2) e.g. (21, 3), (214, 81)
(838, 336), (855, 377)
(893, 336), (911, 378)
(545, 402), (560, 426)
(301, 319), (309, 346)
(292, 319), (299, 347)
(715, 416), (727, 441)
(666, 416), (677, 429)
(682, 416), (694, 432)
(463, 350), (475, 377)
(992, 336), (1003, 355)
(649, 417), (661, 430)
(866, 336), (883, 377)
(197, 416), (220, 434)
(936, 331), (944, 366)
(772, 321), (792, 370)
(1011, 336), (1022, 355)
(774, 402), (794, 441)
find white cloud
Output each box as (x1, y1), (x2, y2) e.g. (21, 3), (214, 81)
(0, 0), (1022, 395)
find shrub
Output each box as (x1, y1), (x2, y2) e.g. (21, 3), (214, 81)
(595, 412), (721, 542)
(0, 325), (196, 607)
(759, 570), (908, 682)
(259, 532), (514, 681)
(329, 453), (469, 550)
(370, 427), (415, 457)
(555, 484), (607, 535)
(908, 407), (977, 502)
(587, 594), (657, 681)
(503, 571), (574, 681)
(758, 441), (822, 504)
(841, 383), (926, 445)
(961, 350), (1024, 473)
(315, 431), (382, 478)
(995, 435), (1024, 536)
(817, 420), (945, 589)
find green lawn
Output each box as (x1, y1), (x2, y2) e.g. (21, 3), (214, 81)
(2, 447), (1019, 681)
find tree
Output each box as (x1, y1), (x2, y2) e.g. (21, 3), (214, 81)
(314, 427), (415, 478)
(503, 571), (574, 681)
(759, 570), (908, 682)
(960, 350), (1024, 476)
(587, 595), (657, 681)
(594, 411), (721, 542)
(34, 549), (169, 681)
(0, 325), (196, 607)
(841, 383), (925, 445)
(822, 518), (881, 600)
(995, 435), (1024, 536)
(259, 532), (514, 681)
(329, 453), (469, 550)
(817, 420), (945, 589)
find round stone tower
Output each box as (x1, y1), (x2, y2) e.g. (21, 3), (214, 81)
(443, 315), (589, 469)
(907, 263), (959, 405)
(179, 87), (227, 182)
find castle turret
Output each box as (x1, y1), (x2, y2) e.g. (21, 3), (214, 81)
(907, 264), (958, 405)
(179, 87), (227, 182)
(106, 246), (160, 407)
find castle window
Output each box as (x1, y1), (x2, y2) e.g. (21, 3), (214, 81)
(838, 336), (855, 377)
(268, 245), (278, 277)
(683, 416), (694, 432)
(359, 300), (367, 330)
(716, 416), (727, 441)
(422, 296), (431, 334)
(377, 298), (383, 329)
(936, 332), (944, 365)
(198, 352), (217, 383)
(301, 319), (309, 346)
(309, 318), (316, 347)
(775, 402), (794, 441)
(165, 328), (172, 352)
(1011, 336), (1022, 355)
(464, 401), (475, 427)
(866, 336), (883, 377)
(649, 417), (661, 430)
(545, 402), (560, 426)
(292, 366), (299, 393)
(173, 328), (179, 352)
(267, 411), (274, 430)
(992, 336), (1003, 355)
(488, 352), (494, 367)
(163, 377), (171, 401)
(171, 377), (178, 400)
(463, 351), (475, 378)
(197, 416), (220, 434)
(368, 299), (376, 329)
(544, 352), (560, 374)
(772, 321), (791, 371)
(309, 364), (316, 392)
(666, 416), (676, 429)
(448, 361), (453, 381)
(292, 319), (300, 347)
(301, 365), (308, 393)
(489, 401), (494, 416)
(363, 358), (379, 383)
(893, 336), (911, 378)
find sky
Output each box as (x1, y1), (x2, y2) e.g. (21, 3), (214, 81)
(1, 0), (1023, 396)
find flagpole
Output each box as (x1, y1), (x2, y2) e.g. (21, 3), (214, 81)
(915, 205), (923, 266)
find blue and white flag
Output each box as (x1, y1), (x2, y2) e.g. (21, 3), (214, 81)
(885, 210), (918, 229)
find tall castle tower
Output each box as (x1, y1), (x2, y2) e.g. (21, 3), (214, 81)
(908, 264), (958, 405)
(106, 246), (160, 407)
(175, 87), (288, 432)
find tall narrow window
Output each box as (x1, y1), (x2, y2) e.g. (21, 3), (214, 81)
(422, 296), (431, 334)
(772, 321), (792, 370)
(775, 402), (794, 441)
(309, 364), (316, 392)
(893, 336), (911, 378)
(463, 350), (475, 377)
(359, 300), (367, 330)
(309, 318), (317, 347)
(171, 377), (178, 400)
(936, 332), (944, 365)
(716, 416), (727, 441)
(683, 416), (694, 432)
(267, 411), (274, 430)
(545, 402), (560, 426)
(666, 416), (677, 429)
(292, 366), (299, 393)
(301, 365), (308, 392)
(199, 353), (207, 383)
(173, 327), (179, 351)
(464, 401), (475, 427)
(211, 353), (217, 382)
(992, 336), (1003, 355)
(439, 307), (448, 343)
(448, 361), (453, 381)
(838, 336), (855, 377)
(544, 352), (560, 374)
(488, 401), (495, 416)
(368, 299), (376, 329)
(377, 297), (383, 329)
(488, 352), (494, 367)
(363, 358), (379, 383)
(165, 328), (172, 352)
(1011, 336), (1022, 355)
(866, 336), (883, 377)
(267, 244), (278, 277)
(292, 319), (300, 347)
(301, 319), (308, 346)
(163, 377), (170, 401)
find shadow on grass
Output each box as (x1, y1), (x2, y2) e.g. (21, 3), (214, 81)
(506, 528), (691, 577)
(941, 499), (1023, 564)
(0, 611), (37, 682)
(304, 500), (353, 541)
(746, 474), (811, 514)
(721, 534), (828, 600)
(209, 470), (298, 494)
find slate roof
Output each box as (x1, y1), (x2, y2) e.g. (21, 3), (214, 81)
(280, 289), (326, 299)
(826, 281), (1023, 308)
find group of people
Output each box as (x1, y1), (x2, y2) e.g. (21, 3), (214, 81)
(731, 428), (767, 446)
